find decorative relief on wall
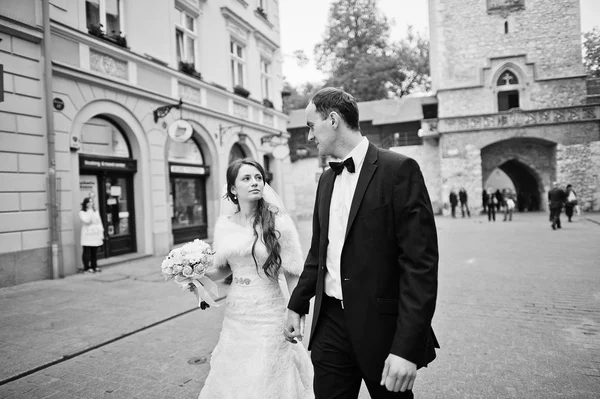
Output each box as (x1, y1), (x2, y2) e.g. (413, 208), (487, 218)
(178, 82), (202, 105)
(233, 102), (249, 119)
(487, 0), (525, 13)
(90, 50), (127, 80)
(438, 105), (600, 133)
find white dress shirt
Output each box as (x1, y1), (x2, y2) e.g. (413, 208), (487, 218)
(325, 137), (369, 300)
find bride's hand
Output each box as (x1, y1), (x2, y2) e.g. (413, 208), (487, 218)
(284, 310), (305, 344)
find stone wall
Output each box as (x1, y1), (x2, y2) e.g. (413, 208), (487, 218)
(391, 140), (443, 213)
(440, 144), (483, 214)
(556, 141), (600, 211)
(429, 0), (584, 91)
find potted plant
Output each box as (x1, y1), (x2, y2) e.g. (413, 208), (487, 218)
(179, 61), (202, 79)
(256, 7), (267, 19)
(233, 85), (250, 98)
(262, 98), (274, 109)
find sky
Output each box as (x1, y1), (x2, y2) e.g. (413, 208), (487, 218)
(279, 0), (600, 87)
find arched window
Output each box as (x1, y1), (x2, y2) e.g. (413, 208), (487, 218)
(228, 143), (246, 164)
(168, 138), (204, 164)
(80, 117), (131, 157)
(497, 69), (520, 111)
(497, 70), (519, 86)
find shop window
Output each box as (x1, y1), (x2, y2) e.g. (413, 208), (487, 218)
(80, 117), (131, 158)
(171, 177), (206, 230)
(229, 143), (246, 164)
(168, 138), (204, 164)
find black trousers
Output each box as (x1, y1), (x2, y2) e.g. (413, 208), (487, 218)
(82, 246), (98, 270)
(450, 204), (457, 217)
(487, 205), (496, 221)
(550, 207), (562, 228)
(460, 201), (470, 217)
(565, 205), (574, 220)
(311, 295), (414, 399)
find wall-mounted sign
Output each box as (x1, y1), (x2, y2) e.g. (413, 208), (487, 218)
(272, 144), (290, 160)
(53, 98), (65, 111)
(170, 164), (208, 175)
(79, 155), (137, 172)
(168, 119), (193, 142)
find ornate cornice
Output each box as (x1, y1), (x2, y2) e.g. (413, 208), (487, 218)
(437, 105), (600, 134)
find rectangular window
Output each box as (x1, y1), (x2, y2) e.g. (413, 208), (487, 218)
(261, 59), (271, 99)
(498, 90), (519, 111)
(175, 8), (197, 65)
(86, 0), (124, 38)
(230, 41), (245, 87)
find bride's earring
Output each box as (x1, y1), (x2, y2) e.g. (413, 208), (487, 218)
(233, 195), (237, 201)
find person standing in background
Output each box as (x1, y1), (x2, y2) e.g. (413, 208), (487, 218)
(564, 184), (578, 222)
(459, 188), (471, 218)
(449, 189), (458, 218)
(495, 189), (503, 212)
(79, 197), (104, 273)
(482, 189), (488, 214)
(503, 189), (516, 222)
(487, 188), (497, 222)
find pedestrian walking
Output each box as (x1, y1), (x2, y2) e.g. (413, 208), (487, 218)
(503, 189), (515, 222)
(487, 188), (497, 222)
(495, 189), (503, 212)
(286, 87), (439, 398)
(79, 197), (104, 273)
(459, 187), (471, 218)
(482, 189), (488, 214)
(548, 182), (566, 230)
(449, 189), (458, 218)
(564, 184), (578, 222)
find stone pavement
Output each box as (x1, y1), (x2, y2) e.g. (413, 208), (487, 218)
(1, 212), (599, 398)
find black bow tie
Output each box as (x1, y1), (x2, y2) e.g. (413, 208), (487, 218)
(329, 157), (355, 175)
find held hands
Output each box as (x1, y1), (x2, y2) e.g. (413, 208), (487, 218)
(283, 309), (305, 344)
(380, 354), (417, 393)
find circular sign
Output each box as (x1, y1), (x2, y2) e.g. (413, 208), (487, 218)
(168, 119), (193, 142)
(53, 98), (65, 111)
(272, 145), (290, 160)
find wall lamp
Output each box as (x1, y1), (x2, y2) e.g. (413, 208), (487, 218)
(218, 124), (244, 146)
(153, 98), (183, 123)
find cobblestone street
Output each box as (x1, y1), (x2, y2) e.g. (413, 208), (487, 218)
(1, 213), (599, 398)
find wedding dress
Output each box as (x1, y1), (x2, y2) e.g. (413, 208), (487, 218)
(198, 213), (314, 399)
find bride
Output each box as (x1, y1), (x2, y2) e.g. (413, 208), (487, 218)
(196, 158), (314, 399)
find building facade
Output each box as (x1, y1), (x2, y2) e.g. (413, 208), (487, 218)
(0, 0), (291, 287)
(287, 0), (600, 218)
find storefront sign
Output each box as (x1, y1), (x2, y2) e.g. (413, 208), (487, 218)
(170, 164), (208, 175)
(80, 155), (137, 172)
(168, 119), (193, 142)
(272, 144), (290, 160)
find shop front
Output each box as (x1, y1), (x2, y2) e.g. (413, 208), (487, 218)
(168, 138), (210, 244)
(78, 117), (137, 258)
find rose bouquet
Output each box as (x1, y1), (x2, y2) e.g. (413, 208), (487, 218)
(161, 239), (220, 308)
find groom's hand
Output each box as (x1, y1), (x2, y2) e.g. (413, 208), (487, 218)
(380, 354), (417, 392)
(284, 309), (305, 344)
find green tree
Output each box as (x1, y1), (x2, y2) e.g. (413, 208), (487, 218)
(583, 27), (600, 78)
(282, 81), (322, 112)
(314, 0), (430, 101)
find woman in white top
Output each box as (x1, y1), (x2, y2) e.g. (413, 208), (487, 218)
(79, 197), (104, 273)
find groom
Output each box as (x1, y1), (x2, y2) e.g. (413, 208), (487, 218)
(285, 88), (439, 398)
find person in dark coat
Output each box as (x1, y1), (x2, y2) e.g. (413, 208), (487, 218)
(459, 187), (470, 217)
(548, 181), (566, 230)
(482, 189), (488, 213)
(495, 189), (503, 212)
(449, 189), (458, 218)
(564, 184), (578, 222)
(486, 188), (497, 222)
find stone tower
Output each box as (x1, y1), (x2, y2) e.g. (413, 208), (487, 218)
(426, 0), (600, 212)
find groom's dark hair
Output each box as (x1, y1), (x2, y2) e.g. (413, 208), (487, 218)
(311, 87), (360, 131)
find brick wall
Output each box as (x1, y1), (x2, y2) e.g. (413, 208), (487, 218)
(0, 29), (50, 286)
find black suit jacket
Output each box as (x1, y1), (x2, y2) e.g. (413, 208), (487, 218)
(288, 143), (439, 381)
(548, 188), (566, 209)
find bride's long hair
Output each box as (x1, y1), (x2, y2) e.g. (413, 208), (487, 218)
(225, 159), (282, 281)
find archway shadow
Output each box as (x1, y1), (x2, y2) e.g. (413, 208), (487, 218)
(498, 159), (541, 212)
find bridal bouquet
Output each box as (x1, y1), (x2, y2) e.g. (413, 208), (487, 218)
(161, 239), (220, 308)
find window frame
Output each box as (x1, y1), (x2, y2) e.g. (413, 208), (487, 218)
(175, 8), (197, 65)
(86, 0), (125, 37)
(260, 58), (271, 99)
(230, 40), (246, 88)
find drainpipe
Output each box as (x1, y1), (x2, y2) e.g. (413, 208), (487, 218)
(42, 0), (61, 279)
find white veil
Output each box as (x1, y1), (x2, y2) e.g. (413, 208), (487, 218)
(218, 182), (292, 299)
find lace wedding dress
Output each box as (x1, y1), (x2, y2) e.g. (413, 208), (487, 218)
(198, 214), (314, 399)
